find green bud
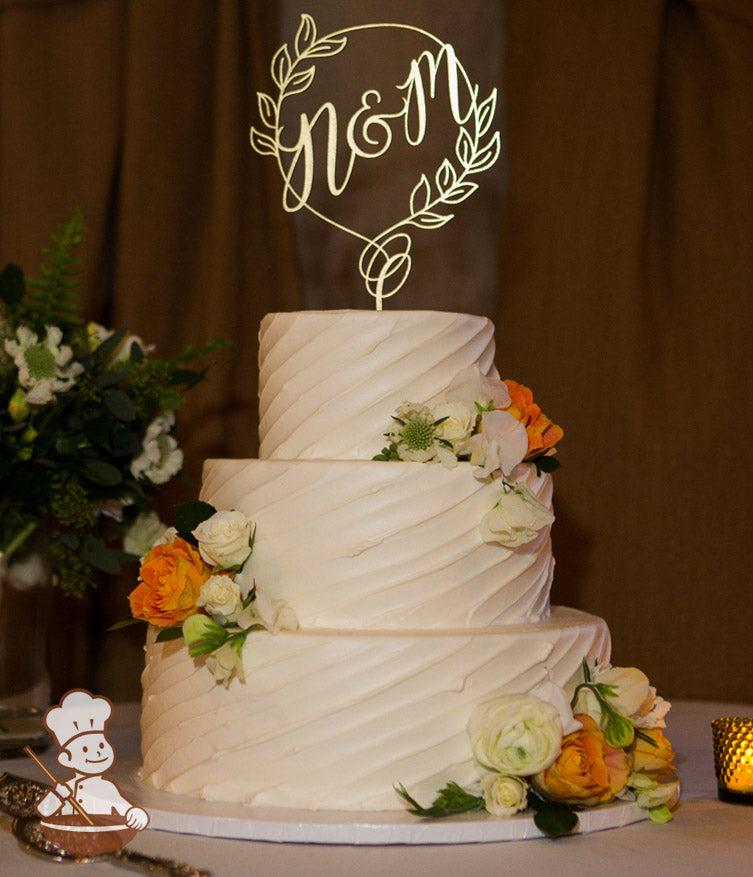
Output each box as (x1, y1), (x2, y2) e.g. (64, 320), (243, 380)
(182, 612), (223, 647)
(648, 804), (673, 824)
(8, 388), (29, 422)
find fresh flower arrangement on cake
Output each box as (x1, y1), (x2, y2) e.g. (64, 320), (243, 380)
(374, 365), (561, 547)
(0, 211), (226, 596)
(123, 501), (297, 686)
(397, 660), (679, 836)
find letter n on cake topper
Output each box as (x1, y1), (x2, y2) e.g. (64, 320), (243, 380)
(250, 14), (501, 310)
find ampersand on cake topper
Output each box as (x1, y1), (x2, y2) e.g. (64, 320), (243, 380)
(250, 14), (501, 310)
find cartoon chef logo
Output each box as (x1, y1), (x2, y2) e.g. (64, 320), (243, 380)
(35, 689), (149, 855)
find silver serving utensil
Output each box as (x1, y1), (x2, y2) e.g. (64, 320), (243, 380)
(1, 774), (213, 876)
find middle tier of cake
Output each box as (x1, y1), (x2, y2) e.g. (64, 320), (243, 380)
(200, 458), (554, 629)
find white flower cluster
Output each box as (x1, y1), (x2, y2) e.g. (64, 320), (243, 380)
(184, 508), (297, 687)
(459, 663), (677, 822)
(130, 413), (183, 485)
(380, 366), (554, 550)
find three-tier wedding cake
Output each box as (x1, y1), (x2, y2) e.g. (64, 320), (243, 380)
(138, 310), (611, 810)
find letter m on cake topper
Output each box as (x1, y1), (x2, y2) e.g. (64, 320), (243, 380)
(250, 14), (501, 310)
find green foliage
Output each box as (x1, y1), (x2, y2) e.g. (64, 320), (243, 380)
(395, 782), (485, 818)
(0, 212), (228, 596)
(9, 210), (86, 332)
(526, 788), (579, 838)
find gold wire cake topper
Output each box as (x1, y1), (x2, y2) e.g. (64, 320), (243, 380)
(250, 14), (501, 310)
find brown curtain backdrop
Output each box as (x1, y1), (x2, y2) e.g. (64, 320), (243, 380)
(0, 0), (751, 703)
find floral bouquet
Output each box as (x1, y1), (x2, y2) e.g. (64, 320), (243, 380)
(375, 365), (562, 548)
(0, 211), (226, 596)
(123, 500), (297, 686)
(397, 660), (679, 836)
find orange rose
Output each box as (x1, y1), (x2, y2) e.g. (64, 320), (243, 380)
(129, 537), (211, 627)
(502, 380), (563, 460)
(630, 728), (675, 779)
(532, 715), (631, 806)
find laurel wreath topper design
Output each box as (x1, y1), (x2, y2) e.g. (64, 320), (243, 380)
(251, 14), (501, 310)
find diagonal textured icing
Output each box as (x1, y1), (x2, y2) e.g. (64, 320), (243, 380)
(200, 458), (554, 628)
(258, 310), (498, 460)
(140, 609), (610, 810)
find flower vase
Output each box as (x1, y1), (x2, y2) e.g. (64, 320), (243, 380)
(0, 536), (53, 754)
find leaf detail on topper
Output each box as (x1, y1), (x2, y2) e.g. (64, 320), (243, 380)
(250, 15), (501, 310)
(295, 12), (317, 55)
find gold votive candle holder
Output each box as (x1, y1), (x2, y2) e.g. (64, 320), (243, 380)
(711, 717), (753, 804)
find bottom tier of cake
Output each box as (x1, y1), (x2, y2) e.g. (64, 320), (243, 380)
(139, 607), (609, 811)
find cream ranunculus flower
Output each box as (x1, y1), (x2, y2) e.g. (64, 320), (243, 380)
(192, 509), (254, 569)
(196, 574), (243, 623)
(431, 400), (475, 443)
(130, 413), (183, 484)
(480, 481), (555, 548)
(468, 693), (563, 776)
(480, 774), (529, 817)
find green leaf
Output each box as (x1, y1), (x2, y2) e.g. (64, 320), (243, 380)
(96, 368), (131, 389)
(105, 390), (137, 422)
(534, 455), (561, 474)
(396, 781), (485, 818)
(83, 541), (126, 574)
(111, 430), (142, 457)
(175, 500), (217, 542)
(82, 459), (122, 486)
(93, 327), (127, 362)
(649, 805), (673, 824)
(108, 617), (144, 631)
(0, 262), (25, 306)
(532, 803), (578, 838)
(155, 627), (184, 642)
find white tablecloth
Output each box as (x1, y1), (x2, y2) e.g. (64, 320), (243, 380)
(2, 700), (752, 876)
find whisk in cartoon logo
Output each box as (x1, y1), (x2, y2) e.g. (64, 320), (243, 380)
(251, 14), (501, 309)
(31, 689), (148, 856)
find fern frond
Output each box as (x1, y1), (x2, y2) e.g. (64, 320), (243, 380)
(20, 209), (87, 331)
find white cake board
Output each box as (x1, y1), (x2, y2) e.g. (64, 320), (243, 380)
(113, 756), (648, 845)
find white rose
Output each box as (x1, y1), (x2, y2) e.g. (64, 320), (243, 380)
(205, 641), (245, 687)
(468, 694), (563, 776)
(432, 400), (475, 443)
(123, 511), (169, 558)
(130, 413), (183, 485)
(480, 482), (554, 547)
(480, 774), (529, 817)
(196, 574), (243, 623)
(192, 509), (254, 569)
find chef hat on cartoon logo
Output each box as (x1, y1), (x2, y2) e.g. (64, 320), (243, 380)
(44, 689), (112, 749)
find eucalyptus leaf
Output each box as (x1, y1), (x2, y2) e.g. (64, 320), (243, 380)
(82, 459), (122, 486)
(83, 541), (126, 574)
(534, 455), (561, 474)
(533, 804), (578, 838)
(105, 390), (137, 422)
(93, 327), (127, 362)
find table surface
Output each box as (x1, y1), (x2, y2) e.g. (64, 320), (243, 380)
(1, 700), (752, 877)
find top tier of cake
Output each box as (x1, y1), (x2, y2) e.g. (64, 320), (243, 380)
(258, 310), (497, 460)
